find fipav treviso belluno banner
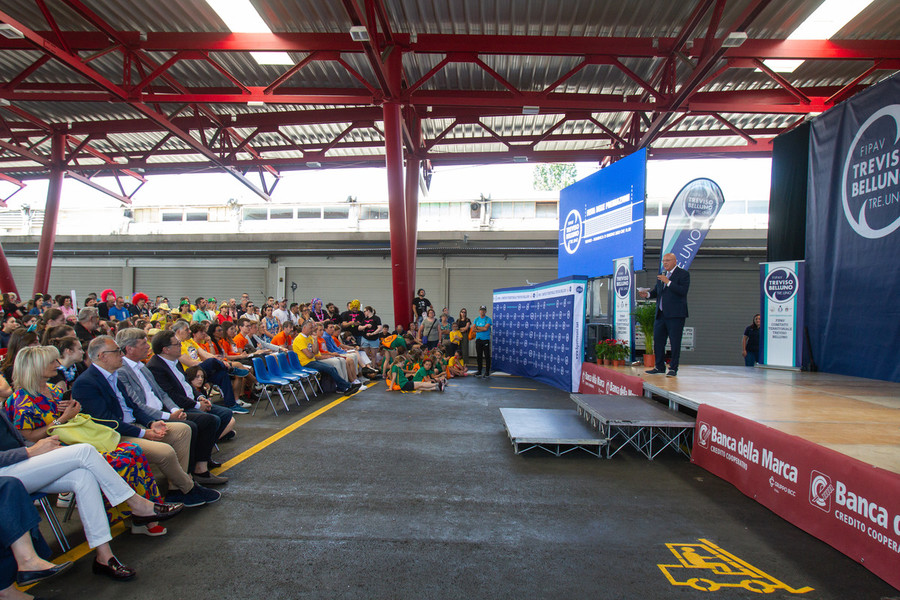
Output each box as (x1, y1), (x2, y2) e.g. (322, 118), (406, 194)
(807, 72), (900, 382)
(659, 178), (725, 271)
(760, 260), (805, 368)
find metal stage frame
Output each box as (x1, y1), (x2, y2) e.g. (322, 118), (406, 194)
(499, 408), (607, 458)
(571, 394), (695, 460)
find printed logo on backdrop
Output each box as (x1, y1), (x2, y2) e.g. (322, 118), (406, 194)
(841, 104), (900, 239)
(809, 470), (834, 513)
(562, 209), (583, 254)
(696, 421), (710, 448)
(614, 265), (631, 298)
(764, 268), (798, 303)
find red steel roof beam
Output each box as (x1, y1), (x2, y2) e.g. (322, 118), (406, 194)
(751, 59), (811, 105)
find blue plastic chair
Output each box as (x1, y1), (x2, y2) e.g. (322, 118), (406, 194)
(31, 492), (70, 551)
(276, 352), (312, 403)
(251, 356), (290, 415)
(265, 354), (301, 406)
(289, 351), (323, 394)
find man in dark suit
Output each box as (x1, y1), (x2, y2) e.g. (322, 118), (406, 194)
(116, 328), (230, 486)
(640, 252), (690, 377)
(72, 336), (219, 507)
(146, 330), (239, 441)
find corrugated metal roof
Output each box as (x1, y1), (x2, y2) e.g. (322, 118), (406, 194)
(0, 0), (896, 181)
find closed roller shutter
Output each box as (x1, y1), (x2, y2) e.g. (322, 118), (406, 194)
(8, 265), (122, 302)
(134, 267), (266, 305)
(636, 257), (759, 366)
(284, 267), (441, 328)
(448, 267), (557, 316)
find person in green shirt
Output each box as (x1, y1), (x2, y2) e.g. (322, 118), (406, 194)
(389, 355), (440, 392)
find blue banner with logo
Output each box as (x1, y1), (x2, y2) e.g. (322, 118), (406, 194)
(492, 276), (588, 392)
(760, 261), (804, 368)
(660, 178), (725, 270)
(807, 73), (900, 382)
(611, 256), (635, 361)
(558, 148), (646, 278)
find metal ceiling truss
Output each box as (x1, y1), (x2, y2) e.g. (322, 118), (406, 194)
(0, 1), (897, 186)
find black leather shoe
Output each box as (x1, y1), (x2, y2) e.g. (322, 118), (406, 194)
(207, 458), (223, 469)
(131, 501), (184, 525)
(16, 561), (73, 585)
(645, 368), (664, 374)
(666, 369), (678, 377)
(92, 556), (136, 581)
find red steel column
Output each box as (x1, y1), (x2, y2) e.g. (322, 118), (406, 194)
(0, 242), (19, 297)
(405, 150), (420, 295)
(33, 130), (64, 295)
(384, 99), (410, 329)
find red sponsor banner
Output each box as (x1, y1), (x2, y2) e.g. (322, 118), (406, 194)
(693, 405), (900, 590)
(578, 362), (643, 396)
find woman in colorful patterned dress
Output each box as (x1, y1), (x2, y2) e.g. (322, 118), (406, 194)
(7, 346), (166, 537)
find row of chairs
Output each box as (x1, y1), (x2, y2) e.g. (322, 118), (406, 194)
(251, 351), (324, 416)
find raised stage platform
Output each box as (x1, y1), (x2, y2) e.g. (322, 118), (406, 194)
(628, 364), (900, 475)
(575, 363), (900, 590)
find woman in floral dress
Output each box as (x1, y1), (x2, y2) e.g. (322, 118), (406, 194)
(7, 346), (164, 534)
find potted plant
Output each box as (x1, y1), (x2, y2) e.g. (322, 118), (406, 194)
(632, 302), (656, 367)
(594, 340), (608, 365)
(611, 340), (630, 366)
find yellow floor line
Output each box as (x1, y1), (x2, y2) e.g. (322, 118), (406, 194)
(21, 384), (373, 588)
(489, 386), (538, 391)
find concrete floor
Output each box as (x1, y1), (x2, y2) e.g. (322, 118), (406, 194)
(28, 375), (898, 599)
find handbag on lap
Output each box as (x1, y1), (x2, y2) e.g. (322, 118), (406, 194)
(47, 414), (121, 453)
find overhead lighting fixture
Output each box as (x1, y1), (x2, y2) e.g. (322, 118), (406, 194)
(349, 26), (370, 42)
(761, 0), (876, 73)
(205, 0), (294, 67)
(722, 32), (747, 48)
(247, 100), (266, 107)
(306, 161), (322, 168)
(0, 99), (10, 107)
(513, 156), (528, 163)
(522, 106), (539, 115)
(251, 52), (294, 65)
(0, 24), (23, 39)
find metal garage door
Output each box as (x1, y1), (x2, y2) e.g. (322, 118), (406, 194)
(448, 267), (558, 316)
(134, 267), (266, 305)
(284, 266), (441, 328)
(9, 265), (123, 304)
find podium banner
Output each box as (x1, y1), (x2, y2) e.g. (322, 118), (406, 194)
(492, 276), (588, 392)
(611, 256), (635, 360)
(760, 261), (805, 368)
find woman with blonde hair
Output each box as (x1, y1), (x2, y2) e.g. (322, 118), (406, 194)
(7, 347), (173, 540)
(0, 347), (183, 580)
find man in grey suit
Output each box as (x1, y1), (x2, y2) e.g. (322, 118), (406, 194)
(115, 329), (229, 486)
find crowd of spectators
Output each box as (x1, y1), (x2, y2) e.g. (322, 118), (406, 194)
(0, 287), (488, 595)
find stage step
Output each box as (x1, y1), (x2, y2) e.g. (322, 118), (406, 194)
(499, 408), (607, 457)
(571, 394), (695, 459)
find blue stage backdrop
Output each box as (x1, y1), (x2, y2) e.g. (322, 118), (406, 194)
(492, 276), (588, 392)
(807, 72), (900, 382)
(558, 149), (646, 278)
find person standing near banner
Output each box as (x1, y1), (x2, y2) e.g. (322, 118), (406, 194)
(473, 305), (492, 378)
(742, 314), (761, 366)
(639, 253), (690, 377)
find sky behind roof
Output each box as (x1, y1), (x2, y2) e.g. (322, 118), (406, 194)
(1, 157), (772, 210)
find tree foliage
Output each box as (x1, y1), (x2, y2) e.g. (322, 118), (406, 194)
(532, 163), (577, 191)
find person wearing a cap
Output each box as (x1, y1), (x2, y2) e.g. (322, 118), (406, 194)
(473, 305), (493, 378)
(191, 298), (216, 323)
